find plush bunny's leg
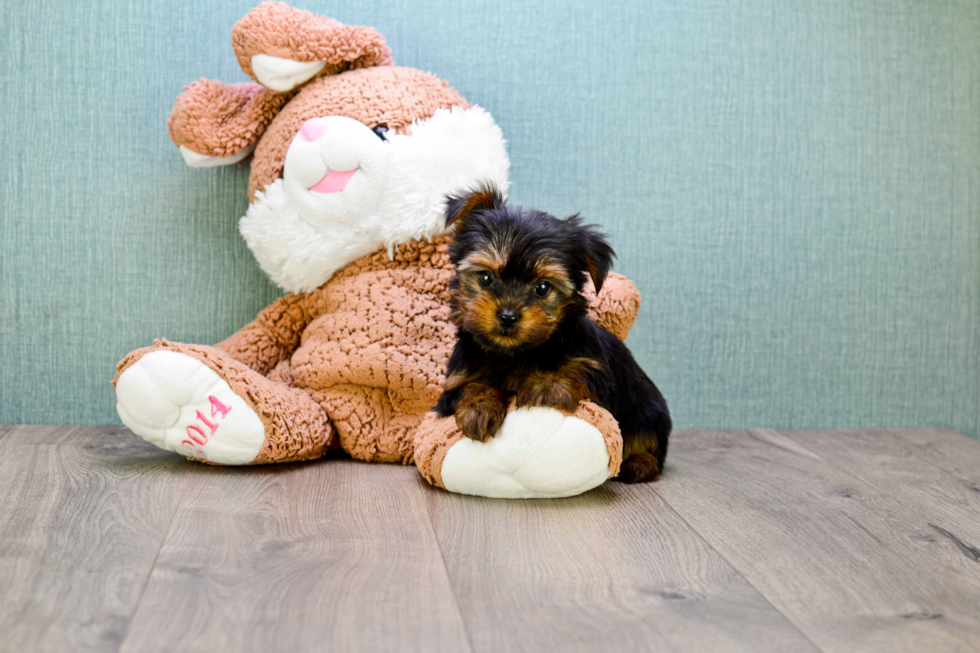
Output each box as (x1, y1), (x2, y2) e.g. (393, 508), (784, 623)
(415, 402), (623, 499)
(114, 341), (334, 465)
(232, 2), (392, 92)
(312, 386), (426, 464)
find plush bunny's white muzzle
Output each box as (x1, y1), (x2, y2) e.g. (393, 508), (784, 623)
(282, 115), (388, 228)
(240, 106), (510, 293)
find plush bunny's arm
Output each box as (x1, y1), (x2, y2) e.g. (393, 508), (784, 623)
(215, 292), (319, 375)
(585, 273), (641, 341)
(168, 79), (292, 167)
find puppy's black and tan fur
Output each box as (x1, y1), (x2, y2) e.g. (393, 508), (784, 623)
(434, 185), (671, 482)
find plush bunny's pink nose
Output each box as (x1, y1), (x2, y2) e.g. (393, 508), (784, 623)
(300, 117), (330, 142)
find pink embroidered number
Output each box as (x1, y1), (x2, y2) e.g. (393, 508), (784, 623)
(195, 411), (218, 435)
(181, 395), (233, 455)
(185, 425), (207, 446)
(210, 395), (231, 419)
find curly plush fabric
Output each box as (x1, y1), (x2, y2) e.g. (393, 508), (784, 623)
(232, 1), (392, 83)
(413, 411), (464, 488)
(581, 273), (640, 341)
(166, 3), (468, 198)
(167, 80), (293, 158)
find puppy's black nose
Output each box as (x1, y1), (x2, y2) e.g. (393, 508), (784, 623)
(497, 308), (519, 327)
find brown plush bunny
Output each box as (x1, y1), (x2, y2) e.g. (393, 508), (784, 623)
(113, 2), (641, 498)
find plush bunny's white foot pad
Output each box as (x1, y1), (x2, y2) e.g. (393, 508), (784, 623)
(439, 407), (613, 499)
(115, 351), (266, 465)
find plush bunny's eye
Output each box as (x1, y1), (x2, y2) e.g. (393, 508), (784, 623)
(478, 272), (494, 288)
(372, 124), (389, 141)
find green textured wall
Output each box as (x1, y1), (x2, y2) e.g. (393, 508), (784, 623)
(1, 0), (978, 437)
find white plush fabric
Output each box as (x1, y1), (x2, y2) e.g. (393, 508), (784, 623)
(379, 106), (510, 248)
(240, 106), (510, 293)
(115, 351), (266, 465)
(440, 407), (613, 499)
(179, 143), (256, 168)
(251, 54), (326, 92)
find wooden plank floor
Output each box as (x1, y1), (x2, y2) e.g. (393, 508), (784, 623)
(3, 426), (980, 653)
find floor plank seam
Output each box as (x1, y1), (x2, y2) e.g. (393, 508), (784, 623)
(114, 475), (189, 653)
(648, 484), (827, 653)
(415, 476), (478, 653)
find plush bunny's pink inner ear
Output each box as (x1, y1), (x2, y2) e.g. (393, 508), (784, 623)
(232, 2), (393, 92)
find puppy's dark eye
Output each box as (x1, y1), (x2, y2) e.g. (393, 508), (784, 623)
(478, 272), (494, 288)
(534, 281), (551, 297)
(372, 124), (389, 141)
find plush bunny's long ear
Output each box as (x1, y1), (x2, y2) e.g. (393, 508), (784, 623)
(169, 80), (291, 166)
(444, 183), (504, 230)
(232, 2), (393, 93)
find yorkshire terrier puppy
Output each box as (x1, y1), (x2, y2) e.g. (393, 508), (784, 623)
(434, 185), (672, 482)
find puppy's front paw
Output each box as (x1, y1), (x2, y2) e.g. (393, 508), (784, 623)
(515, 373), (582, 412)
(454, 385), (507, 442)
(455, 402), (506, 442)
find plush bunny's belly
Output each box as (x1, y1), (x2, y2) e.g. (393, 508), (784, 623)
(289, 266), (455, 411)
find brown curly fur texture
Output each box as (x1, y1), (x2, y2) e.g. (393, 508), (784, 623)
(113, 340), (335, 465)
(270, 237), (456, 462)
(412, 413), (465, 489)
(413, 400), (623, 490)
(167, 80), (293, 157)
(232, 2), (392, 83)
(580, 272), (640, 341)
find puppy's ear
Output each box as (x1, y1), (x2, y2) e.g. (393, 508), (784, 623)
(571, 217), (615, 294)
(445, 183), (503, 230)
